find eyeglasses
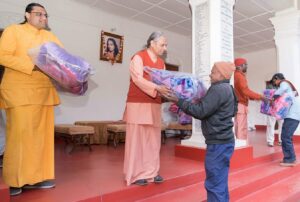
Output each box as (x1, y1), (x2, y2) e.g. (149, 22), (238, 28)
(30, 12), (49, 18)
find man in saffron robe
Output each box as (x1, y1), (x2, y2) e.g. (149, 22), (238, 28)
(123, 31), (170, 186)
(0, 3), (62, 196)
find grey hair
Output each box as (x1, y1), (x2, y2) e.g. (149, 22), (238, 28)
(146, 31), (164, 48)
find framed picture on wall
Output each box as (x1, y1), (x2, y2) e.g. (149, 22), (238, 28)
(100, 31), (124, 64)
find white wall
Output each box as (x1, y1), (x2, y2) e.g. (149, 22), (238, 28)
(239, 48), (278, 125)
(0, 0), (279, 127)
(0, 0), (192, 124)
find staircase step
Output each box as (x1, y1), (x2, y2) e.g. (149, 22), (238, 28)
(230, 160), (300, 200)
(137, 183), (202, 202)
(100, 171), (205, 202)
(139, 159), (300, 202)
(237, 171), (300, 202)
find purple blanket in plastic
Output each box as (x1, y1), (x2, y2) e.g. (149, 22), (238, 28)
(144, 67), (207, 124)
(260, 89), (293, 120)
(144, 67), (207, 101)
(29, 42), (92, 95)
(169, 103), (192, 124)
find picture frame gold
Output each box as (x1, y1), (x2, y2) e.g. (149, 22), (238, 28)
(100, 31), (124, 64)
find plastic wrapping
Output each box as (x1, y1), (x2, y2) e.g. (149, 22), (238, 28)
(260, 89), (293, 120)
(144, 66), (207, 101)
(169, 103), (192, 124)
(161, 102), (178, 124)
(28, 42), (92, 95)
(145, 67), (207, 124)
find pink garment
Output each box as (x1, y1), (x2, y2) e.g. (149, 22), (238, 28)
(123, 123), (161, 185)
(129, 55), (158, 97)
(123, 54), (162, 185)
(123, 103), (161, 126)
(234, 103), (248, 141)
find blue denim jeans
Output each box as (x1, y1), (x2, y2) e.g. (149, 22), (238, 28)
(205, 143), (234, 202)
(281, 118), (300, 163)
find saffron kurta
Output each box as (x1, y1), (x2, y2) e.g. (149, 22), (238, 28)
(0, 23), (61, 187)
(123, 50), (164, 185)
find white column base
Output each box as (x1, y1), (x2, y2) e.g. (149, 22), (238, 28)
(235, 139), (248, 147)
(181, 134), (248, 148)
(181, 137), (207, 148)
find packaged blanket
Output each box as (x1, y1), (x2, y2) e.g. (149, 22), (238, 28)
(144, 67), (207, 101)
(28, 42), (92, 95)
(169, 103), (192, 124)
(145, 67), (207, 124)
(260, 89), (293, 120)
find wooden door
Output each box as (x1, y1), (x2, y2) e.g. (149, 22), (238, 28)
(165, 63), (179, 71)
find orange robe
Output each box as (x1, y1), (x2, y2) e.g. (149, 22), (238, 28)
(123, 54), (162, 185)
(0, 23), (61, 187)
(234, 70), (261, 141)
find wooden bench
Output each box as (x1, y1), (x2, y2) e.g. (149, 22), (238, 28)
(55, 124), (95, 154)
(106, 124), (126, 148)
(74, 120), (125, 144)
(106, 124), (167, 148)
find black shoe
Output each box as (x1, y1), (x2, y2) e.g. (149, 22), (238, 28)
(23, 180), (55, 189)
(133, 179), (148, 186)
(10, 187), (22, 196)
(154, 175), (164, 183)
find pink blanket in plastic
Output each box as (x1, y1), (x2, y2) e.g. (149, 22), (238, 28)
(145, 67), (207, 124)
(260, 89), (293, 120)
(29, 42), (92, 95)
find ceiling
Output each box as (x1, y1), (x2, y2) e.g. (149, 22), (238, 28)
(74, 0), (296, 53)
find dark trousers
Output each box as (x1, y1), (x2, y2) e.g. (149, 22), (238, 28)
(205, 143), (234, 202)
(281, 118), (300, 163)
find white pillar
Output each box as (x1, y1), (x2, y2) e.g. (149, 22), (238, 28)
(182, 0), (235, 148)
(270, 8), (300, 134)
